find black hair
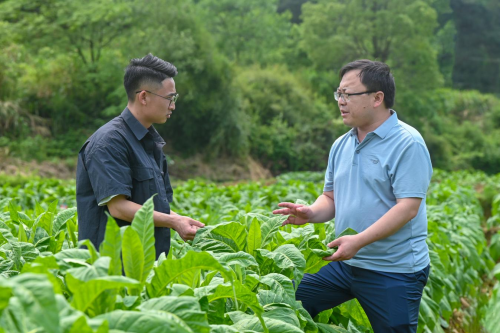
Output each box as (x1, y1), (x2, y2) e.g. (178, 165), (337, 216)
(339, 59), (395, 108)
(124, 53), (178, 101)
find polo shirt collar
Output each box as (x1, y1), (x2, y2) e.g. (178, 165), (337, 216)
(373, 110), (398, 139)
(350, 110), (398, 139)
(121, 107), (148, 141)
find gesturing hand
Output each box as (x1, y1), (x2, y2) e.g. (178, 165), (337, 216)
(322, 235), (363, 261)
(175, 216), (205, 241)
(272, 202), (314, 226)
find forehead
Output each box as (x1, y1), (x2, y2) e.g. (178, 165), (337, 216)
(159, 78), (176, 93)
(339, 70), (364, 91)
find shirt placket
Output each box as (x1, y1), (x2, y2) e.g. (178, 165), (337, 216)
(353, 133), (375, 165)
(144, 136), (169, 206)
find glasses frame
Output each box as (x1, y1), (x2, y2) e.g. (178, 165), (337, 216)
(334, 90), (377, 102)
(135, 90), (179, 107)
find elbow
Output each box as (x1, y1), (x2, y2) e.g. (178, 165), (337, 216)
(407, 207), (419, 221)
(107, 203), (123, 220)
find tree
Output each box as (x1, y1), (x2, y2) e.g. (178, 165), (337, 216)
(299, 0), (444, 93)
(0, 0), (135, 67)
(451, 0), (500, 93)
(195, 0), (293, 66)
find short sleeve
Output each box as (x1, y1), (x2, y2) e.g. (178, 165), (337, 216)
(323, 144), (336, 192)
(391, 142), (433, 199)
(85, 142), (133, 204)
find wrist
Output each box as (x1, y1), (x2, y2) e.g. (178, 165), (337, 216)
(163, 213), (181, 230)
(355, 232), (371, 248)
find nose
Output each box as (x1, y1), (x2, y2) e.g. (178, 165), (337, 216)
(169, 101), (175, 110)
(338, 96), (347, 107)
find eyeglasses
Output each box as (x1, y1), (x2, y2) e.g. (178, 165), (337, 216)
(135, 90), (179, 107)
(334, 90), (376, 102)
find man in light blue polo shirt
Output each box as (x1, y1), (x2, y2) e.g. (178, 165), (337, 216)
(273, 59), (432, 333)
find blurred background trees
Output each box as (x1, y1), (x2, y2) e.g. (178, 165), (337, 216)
(0, 0), (499, 174)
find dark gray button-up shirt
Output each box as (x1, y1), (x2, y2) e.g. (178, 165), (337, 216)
(76, 107), (173, 259)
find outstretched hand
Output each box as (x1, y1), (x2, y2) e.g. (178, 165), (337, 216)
(272, 202), (313, 226)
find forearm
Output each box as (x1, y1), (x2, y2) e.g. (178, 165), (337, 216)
(309, 192), (335, 223)
(108, 199), (180, 230)
(356, 199), (420, 248)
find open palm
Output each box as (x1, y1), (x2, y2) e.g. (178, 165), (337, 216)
(272, 202), (313, 226)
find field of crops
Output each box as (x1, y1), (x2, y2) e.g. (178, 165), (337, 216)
(0, 170), (500, 333)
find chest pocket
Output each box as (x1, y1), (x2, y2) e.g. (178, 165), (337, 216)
(131, 166), (155, 203)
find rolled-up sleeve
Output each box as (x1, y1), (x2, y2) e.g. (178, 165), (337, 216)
(85, 141), (132, 204)
(391, 141), (433, 199)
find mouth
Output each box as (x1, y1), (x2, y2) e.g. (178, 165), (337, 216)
(167, 113), (172, 118)
(340, 110), (349, 117)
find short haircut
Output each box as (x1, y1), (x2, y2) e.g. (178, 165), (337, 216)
(339, 59), (395, 108)
(124, 53), (178, 101)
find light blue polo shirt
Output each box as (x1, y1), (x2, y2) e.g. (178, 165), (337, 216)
(324, 111), (432, 273)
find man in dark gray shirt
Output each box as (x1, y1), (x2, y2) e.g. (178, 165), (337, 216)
(76, 53), (204, 259)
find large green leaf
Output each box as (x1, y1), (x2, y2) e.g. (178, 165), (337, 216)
(233, 316), (303, 333)
(94, 310), (192, 333)
(147, 251), (233, 298)
(214, 251), (258, 269)
(317, 323), (349, 333)
(122, 227), (145, 283)
(248, 214), (287, 248)
(70, 275), (142, 312)
(247, 217), (262, 256)
(208, 280), (264, 318)
(259, 273), (295, 302)
(193, 222), (247, 253)
(0, 273), (61, 333)
(138, 296), (210, 333)
(131, 196), (156, 282)
(99, 215), (122, 276)
(53, 208), (78, 234)
(257, 245), (306, 288)
(262, 306), (301, 329)
(17, 223), (28, 243)
(209, 325), (240, 333)
(338, 299), (371, 331)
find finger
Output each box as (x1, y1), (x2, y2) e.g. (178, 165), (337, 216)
(328, 239), (340, 248)
(272, 208), (291, 215)
(277, 202), (303, 209)
(325, 251), (342, 262)
(192, 220), (205, 228)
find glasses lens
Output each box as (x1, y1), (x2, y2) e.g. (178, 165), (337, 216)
(334, 92), (339, 101)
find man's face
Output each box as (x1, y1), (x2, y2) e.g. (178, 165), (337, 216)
(337, 70), (376, 129)
(144, 78), (177, 125)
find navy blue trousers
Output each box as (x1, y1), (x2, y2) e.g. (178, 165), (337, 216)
(296, 261), (430, 333)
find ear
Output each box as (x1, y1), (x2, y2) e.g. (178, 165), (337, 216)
(373, 91), (385, 108)
(137, 91), (148, 105)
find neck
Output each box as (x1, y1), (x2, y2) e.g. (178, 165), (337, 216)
(357, 108), (392, 142)
(128, 103), (151, 129)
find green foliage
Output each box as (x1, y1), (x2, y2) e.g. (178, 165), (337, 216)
(1, 171), (500, 332)
(0, 0), (499, 177)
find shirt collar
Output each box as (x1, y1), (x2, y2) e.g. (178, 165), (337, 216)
(373, 110), (398, 139)
(121, 107), (148, 141)
(349, 110), (398, 139)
